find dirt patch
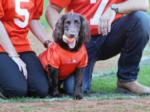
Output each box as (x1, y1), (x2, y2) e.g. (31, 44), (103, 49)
(1, 98), (150, 112)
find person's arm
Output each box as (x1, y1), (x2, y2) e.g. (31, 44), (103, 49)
(0, 21), (18, 55)
(118, 0), (149, 14)
(45, 3), (63, 30)
(29, 19), (51, 48)
(99, 0), (149, 35)
(0, 21), (27, 79)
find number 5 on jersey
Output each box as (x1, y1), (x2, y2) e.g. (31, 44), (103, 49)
(13, 0), (29, 28)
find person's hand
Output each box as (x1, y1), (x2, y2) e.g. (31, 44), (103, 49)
(43, 40), (52, 48)
(11, 57), (27, 80)
(98, 7), (116, 35)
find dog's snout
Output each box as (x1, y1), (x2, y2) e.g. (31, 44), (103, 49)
(69, 33), (75, 37)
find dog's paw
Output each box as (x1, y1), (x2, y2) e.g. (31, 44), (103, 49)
(73, 94), (83, 100)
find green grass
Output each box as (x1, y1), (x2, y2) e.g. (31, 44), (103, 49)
(39, 0), (49, 27)
(90, 64), (150, 94)
(22, 106), (36, 111)
(147, 0), (150, 15)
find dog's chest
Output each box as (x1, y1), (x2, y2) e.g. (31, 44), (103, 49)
(60, 54), (80, 65)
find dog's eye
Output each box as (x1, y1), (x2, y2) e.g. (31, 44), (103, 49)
(74, 20), (80, 24)
(65, 20), (70, 24)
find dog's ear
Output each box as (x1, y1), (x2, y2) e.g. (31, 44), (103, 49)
(79, 16), (91, 45)
(52, 15), (65, 43)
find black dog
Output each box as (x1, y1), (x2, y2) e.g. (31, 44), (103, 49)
(39, 12), (90, 99)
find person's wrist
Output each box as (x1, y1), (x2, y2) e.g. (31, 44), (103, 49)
(108, 7), (116, 15)
(43, 40), (52, 48)
(110, 4), (118, 14)
(8, 54), (20, 58)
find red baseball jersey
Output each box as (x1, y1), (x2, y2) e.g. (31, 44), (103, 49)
(49, 0), (125, 35)
(38, 43), (88, 80)
(0, 0), (43, 52)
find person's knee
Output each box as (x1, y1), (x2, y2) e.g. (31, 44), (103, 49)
(35, 84), (49, 98)
(63, 71), (92, 95)
(63, 79), (86, 95)
(130, 11), (150, 32)
(64, 83), (89, 95)
(127, 11), (150, 45)
(64, 84), (74, 95)
(63, 80), (74, 95)
(4, 85), (27, 98)
(63, 74), (75, 95)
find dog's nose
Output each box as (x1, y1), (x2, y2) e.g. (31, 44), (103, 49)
(69, 33), (75, 37)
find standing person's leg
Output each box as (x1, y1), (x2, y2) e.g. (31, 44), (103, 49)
(20, 51), (49, 98)
(0, 53), (27, 99)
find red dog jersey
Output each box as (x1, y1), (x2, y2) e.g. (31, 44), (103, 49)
(38, 43), (88, 80)
(49, 0), (125, 35)
(0, 0), (43, 52)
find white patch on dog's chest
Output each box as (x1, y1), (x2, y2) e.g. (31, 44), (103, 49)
(62, 60), (78, 65)
(73, 60), (76, 63)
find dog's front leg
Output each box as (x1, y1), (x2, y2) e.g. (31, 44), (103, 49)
(73, 67), (84, 100)
(48, 65), (62, 97)
(47, 65), (52, 89)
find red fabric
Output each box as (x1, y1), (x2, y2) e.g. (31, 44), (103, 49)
(0, 0), (43, 52)
(50, 0), (125, 35)
(38, 43), (88, 80)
